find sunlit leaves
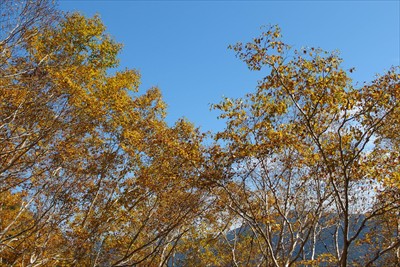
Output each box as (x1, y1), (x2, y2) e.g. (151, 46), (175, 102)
(1, 5), (399, 266)
(213, 26), (400, 266)
(1, 9), (209, 266)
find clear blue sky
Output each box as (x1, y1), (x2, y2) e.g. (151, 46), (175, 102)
(59, 1), (399, 132)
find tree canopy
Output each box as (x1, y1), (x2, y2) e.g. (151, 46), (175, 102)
(1, 1), (399, 266)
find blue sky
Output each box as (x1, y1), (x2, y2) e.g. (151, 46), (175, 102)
(59, 1), (399, 132)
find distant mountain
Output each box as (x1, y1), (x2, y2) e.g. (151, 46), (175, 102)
(168, 214), (398, 266)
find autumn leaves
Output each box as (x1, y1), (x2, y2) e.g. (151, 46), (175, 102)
(1, 1), (399, 266)
(1, 3), (206, 265)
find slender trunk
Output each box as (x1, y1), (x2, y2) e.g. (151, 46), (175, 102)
(340, 240), (349, 267)
(340, 205), (349, 266)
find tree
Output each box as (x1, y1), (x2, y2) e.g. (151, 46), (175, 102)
(1, 9), (209, 266)
(0, 0), (57, 78)
(212, 25), (399, 266)
(2, 3), (398, 266)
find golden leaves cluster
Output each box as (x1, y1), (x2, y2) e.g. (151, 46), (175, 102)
(1, 9), (209, 266)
